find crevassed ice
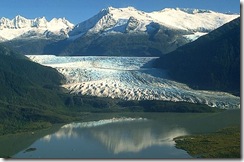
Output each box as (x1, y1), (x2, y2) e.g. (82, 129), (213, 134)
(26, 55), (240, 109)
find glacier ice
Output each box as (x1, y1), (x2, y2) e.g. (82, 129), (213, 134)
(27, 55), (240, 109)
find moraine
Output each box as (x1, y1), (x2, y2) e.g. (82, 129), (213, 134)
(27, 55), (240, 109)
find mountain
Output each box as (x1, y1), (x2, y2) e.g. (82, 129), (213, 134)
(0, 15), (74, 54)
(0, 42), (239, 136)
(0, 15), (74, 40)
(154, 17), (240, 95)
(1, 7), (239, 56)
(69, 7), (237, 38)
(51, 7), (239, 56)
(0, 44), (73, 134)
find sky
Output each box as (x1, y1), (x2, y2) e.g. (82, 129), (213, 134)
(0, 0), (240, 24)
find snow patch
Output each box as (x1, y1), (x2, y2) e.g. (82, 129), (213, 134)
(183, 32), (207, 41)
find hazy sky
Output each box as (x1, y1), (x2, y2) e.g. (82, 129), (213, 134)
(0, 0), (240, 24)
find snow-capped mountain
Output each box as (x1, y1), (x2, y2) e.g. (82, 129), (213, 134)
(0, 7), (239, 56)
(69, 6), (238, 40)
(63, 6), (239, 56)
(0, 15), (74, 40)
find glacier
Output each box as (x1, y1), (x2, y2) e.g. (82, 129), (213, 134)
(27, 55), (240, 109)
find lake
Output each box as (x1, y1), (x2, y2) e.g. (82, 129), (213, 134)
(5, 110), (240, 159)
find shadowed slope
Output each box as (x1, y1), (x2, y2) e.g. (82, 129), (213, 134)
(155, 17), (240, 95)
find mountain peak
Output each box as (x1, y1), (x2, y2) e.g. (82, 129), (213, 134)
(124, 6), (137, 11)
(50, 17), (62, 22)
(13, 15), (29, 23)
(36, 16), (47, 20)
(100, 6), (115, 13)
(107, 6), (115, 11)
(176, 8), (213, 14)
(15, 15), (27, 20)
(103, 6), (138, 12)
(0, 15), (74, 40)
(0, 17), (8, 21)
(69, 6), (239, 39)
(159, 8), (213, 14)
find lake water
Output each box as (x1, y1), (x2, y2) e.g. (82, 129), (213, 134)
(10, 110), (240, 159)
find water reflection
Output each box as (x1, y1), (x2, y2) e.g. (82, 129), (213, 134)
(90, 125), (187, 154)
(11, 111), (240, 158)
(41, 117), (188, 154)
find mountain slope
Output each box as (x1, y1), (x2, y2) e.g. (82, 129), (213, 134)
(0, 15), (74, 40)
(0, 49), (68, 107)
(69, 7), (238, 38)
(58, 7), (238, 56)
(155, 17), (240, 95)
(0, 15), (74, 55)
(1, 7), (239, 56)
(0, 44), (74, 134)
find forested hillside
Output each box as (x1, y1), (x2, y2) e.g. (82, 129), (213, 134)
(155, 17), (240, 96)
(0, 45), (74, 134)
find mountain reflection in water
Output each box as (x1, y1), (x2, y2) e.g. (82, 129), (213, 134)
(41, 117), (188, 154)
(11, 111), (240, 158)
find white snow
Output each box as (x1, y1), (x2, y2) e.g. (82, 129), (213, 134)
(0, 7), (239, 42)
(149, 8), (239, 31)
(70, 6), (239, 40)
(183, 32), (207, 41)
(0, 15), (74, 40)
(27, 55), (240, 109)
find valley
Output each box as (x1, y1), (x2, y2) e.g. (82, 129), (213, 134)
(27, 55), (240, 109)
(0, 3), (240, 159)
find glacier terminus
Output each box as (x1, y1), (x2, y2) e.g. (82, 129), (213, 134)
(27, 55), (240, 109)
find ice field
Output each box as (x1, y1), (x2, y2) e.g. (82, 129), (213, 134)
(27, 55), (240, 109)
